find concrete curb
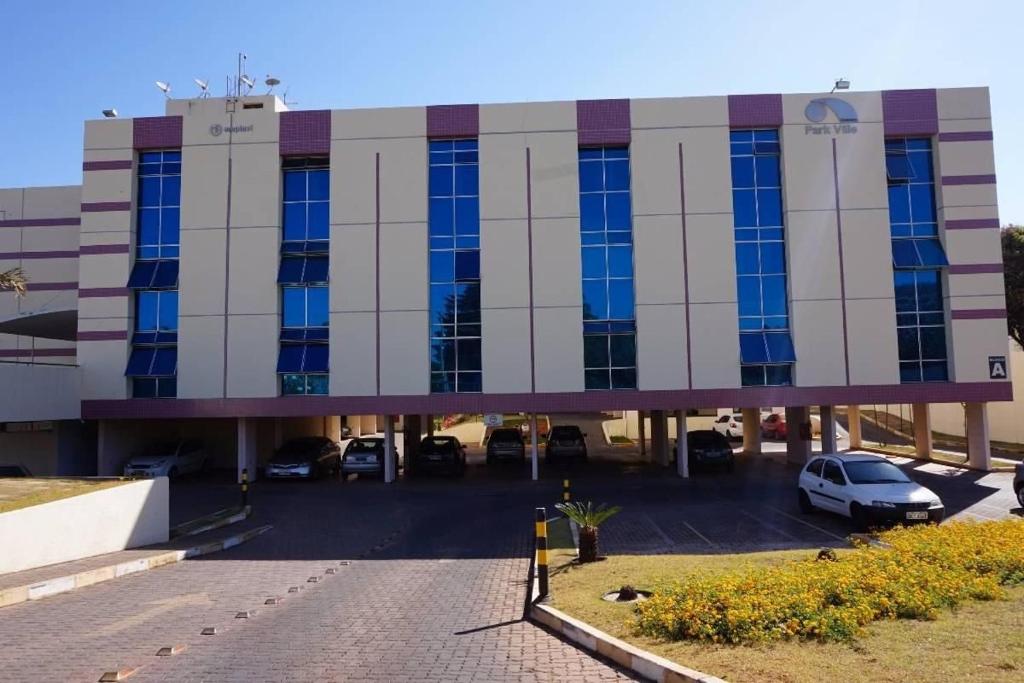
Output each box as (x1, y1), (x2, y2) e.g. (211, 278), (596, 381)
(858, 445), (1016, 473)
(0, 524), (272, 610)
(170, 505), (251, 539)
(527, 525), (726, 682)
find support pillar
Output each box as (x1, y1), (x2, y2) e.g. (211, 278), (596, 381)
(912, 403), (932, 460)
(651, 410), (669, 466)
(529, 413), (539, 481)
(273, 417), (283, 449)
(404, 415), (421, 473)
(820, 406), (837, 454)
(965, 402), (992, 471)
(741, 407), (761, 454)
(237, 417), (259, 483)
(675, 410), (689, 478)
(847, 405), (862, 449)
(638, 410), (647, 460)
(96, 420), (122, 476)
(785, 406), (812, 465)
(383, 415), (396, 483)
(425, 414), (434, 437)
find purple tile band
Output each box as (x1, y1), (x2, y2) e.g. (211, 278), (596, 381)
(426, 104), (479, 139)
(0, 218), (81, 228)
(78, 287), (129, 298)
(280, 110), (331, 156)
(81, 202), (131, 213)
(945, 218), (1000, 230)
(577, 99), (631, 146)
(727, 94), (783, 129)
(942, 174), (996, 186)
(0, 250), (79, 260)
(83, 160), (133, 171)
(133, 116), (183, 150)
(882, 89), (938, 136)
(80, 380), (1013, 420)
(949, 263), (1004, 275)
(938, 131), (993, 142)
(80, 243), (130, 255)
(77, 330), (127, 341)
(951, 309), (1006, 320)
(0, 348), (76, 358)
(28, 282), (78, 291)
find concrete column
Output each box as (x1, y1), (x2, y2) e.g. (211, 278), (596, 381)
(912, 403), (932, 460)
(404, 415), (421, 471)
(965, 402), (992, 471)
(529, 413), (539, 481)
(237, 417), (259, 482)
(785, 406), (812, 465)
(741, 407), (761, 454)
(96, 420), (123, 476)
(273, 417), (283, 449)
(383, 415), (396, 483)
(820, 406), (838, 454)
(650, 410), (669, 466)
(675, 410), (689, 478)
(847, 405), (862, 449)
(426, 414), (434, 437)
(638, 410), (647, 460)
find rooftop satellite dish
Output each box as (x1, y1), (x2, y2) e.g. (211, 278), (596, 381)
(265, 76), (280, 93)
(239, 74), (254, 94)
(155, 81), (171, 98)
(193, 78), (210, 98)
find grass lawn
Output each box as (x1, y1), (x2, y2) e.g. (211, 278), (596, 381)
(0, 478), (128, 514)
(546, 518), (1024, 683)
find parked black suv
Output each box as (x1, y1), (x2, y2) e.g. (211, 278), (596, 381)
(414, 436), (467, 477)
(265, 437), (341, 480)
(545, 425), (587, 464)
(687, 430), (735, 473)
(486, 428), (526, 465)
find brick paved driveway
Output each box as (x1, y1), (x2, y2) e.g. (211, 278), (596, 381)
(0, 444), (1016, 682)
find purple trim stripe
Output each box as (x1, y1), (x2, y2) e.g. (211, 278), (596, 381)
(576, 99), (631, 146)
(83, 160), (133, 171)
(78, 287), (129, 298)
(526, 147), (536, 393)
(679, 144), (693, 390)
(77, 330), (127, 341)
(81, 202), (131, 213)
(882, 89), (938, 136)
(0, 348), (76, 358)
(133, 116), (183, 150)
(951, 309), (1006, 320)
(832, 138), (851, 385)
(280, 110), (331, 156)
(375, 152), (381, 395)
(79, 381), (1013, 420)
(938, 131), (993, 142)
(942, 174), (997, 186)
(80, 243), (130, 255)
(949, 263), (1004, 275)
(0, 218), (81, 229)
(426, 104), (479, 139)
(727, 94), (783, 129)
(945, 218), (1000, 230)
(26, 282), (78, 291)
(0, 250), (79, 260)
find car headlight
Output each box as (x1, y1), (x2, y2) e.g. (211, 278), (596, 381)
(928, 499), (943, 508)
(870, 500), (896, 508)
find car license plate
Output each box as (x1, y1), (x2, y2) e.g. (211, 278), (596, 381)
(355, 456), (366, 462)
(906, 511), (928, 520)
(427, 454), (441, 461)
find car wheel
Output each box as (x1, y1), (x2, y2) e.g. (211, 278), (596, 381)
(798, 488), (813, 514)
(1016, 485), (1024, 509)
(850, 502), (868, 532)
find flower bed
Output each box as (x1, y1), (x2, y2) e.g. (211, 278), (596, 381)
(634, 520), (1024, 645)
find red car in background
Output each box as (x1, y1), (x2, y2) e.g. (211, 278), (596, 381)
(761, 413), (787, 440)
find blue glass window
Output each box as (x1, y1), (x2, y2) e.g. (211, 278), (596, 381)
(281, 374), (328, 396)
(282, 158), (330, 243)
(277, 256), (329, 284)
(429, 139), (481, 393)
(730, 130), (795, 386)
(135, 290), (178, 333)
(132, 377), (177, 399)
(125, 347), (177, 377)
(282, 286), (328, 329)
(887, 138), (948, 383)
(277, 343), (328, 374)
(137, 150), (181, 260)
(579, 146), (636, 390)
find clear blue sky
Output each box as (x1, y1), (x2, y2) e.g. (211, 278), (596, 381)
(1, 0), (1020, 222)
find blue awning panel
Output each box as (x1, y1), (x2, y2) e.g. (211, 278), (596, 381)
(892, 238), (949, 269)
(740, 332), (796, 364)
(125, 347), (177, 377)
(277, 343), (329, 374)
(127, 260), (178, 289)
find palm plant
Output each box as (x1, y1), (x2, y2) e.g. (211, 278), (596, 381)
(555, 501), (622, 563)
(0, 267), (27, 296)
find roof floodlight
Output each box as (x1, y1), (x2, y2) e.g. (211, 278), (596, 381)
(102, 109), (118, 118)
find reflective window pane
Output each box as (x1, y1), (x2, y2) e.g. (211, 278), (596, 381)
(581, 246), (606, 279)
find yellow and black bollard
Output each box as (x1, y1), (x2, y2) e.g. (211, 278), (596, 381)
(241, 468), (249, 508)
(535, 507), (549, 598)
(562, 478), (571, 503)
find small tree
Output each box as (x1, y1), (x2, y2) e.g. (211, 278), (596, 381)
(1003, 226), (1024, 350)
(0, 267), (27, 296)
(555, 501), (622, 563)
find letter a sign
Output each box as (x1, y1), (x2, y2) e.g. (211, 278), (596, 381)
(988, 356), (1008, 379)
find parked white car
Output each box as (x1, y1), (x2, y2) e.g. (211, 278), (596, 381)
(711, 413), (744, 439)
(798, 452), (944, 530)
(123, 439), (206, 479)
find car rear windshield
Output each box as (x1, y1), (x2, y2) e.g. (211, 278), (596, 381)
(347, 439), (382, 452)
(843, 460), (911, 484)
(690, 431), (728, 447)
(421, 438), (455, 454)
(549, 427), (582, 440)
(490, 429), (522, 443)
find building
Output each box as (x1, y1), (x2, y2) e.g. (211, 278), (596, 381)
(0, 86), (1011, 478)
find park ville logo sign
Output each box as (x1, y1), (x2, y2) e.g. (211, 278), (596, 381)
(803, 97), (858, 136)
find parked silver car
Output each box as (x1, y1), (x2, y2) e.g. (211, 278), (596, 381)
(340, 437), (397, 478)
(123, 439), (206, 479)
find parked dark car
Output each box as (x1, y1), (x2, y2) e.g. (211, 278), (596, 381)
(414, 436), (466, 476)
(1014, 461), (1024, 509)
(486, 428), (526, 464)
(265, 437), (340, 480)
(687, 430), (735, 472)
(0, 464), (30, 477)
(341, 437), (397, 479)
(545, 425), (587, 464)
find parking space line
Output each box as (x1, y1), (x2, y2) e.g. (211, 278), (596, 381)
(681, 521), (716, 549)
(643, 513), (676, 549)
(764, 506), (848, 542)
(738, 509), (799, 543)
